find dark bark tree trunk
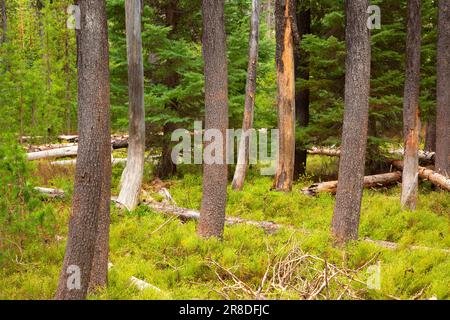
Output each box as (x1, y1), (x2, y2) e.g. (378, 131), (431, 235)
(436, 0), (450, 177)
(293, 2), (310, 179)
(331, 0), (371, 243)
(197, 0), (228, 238)
(155, 123), (177, 178)
(117, 0), (146, 211)
(55, 0), (111, 300)
(424, 119), (436, 152)
(1, 0), (6, 45)
(401, 0), (421, 210)
(232, 0), (261, 191)
(273, 0), (296, 192)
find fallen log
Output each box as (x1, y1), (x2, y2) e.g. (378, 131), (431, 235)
(50, 158), (128, 166)
(306, 146), (437, 164)
(34, 187), (65, 198)
(58, 134), (129, 149)
(25, 143), (77, 153)
(142, 199), (281, 234)
(392, 160), (450, 191)
(389, 149), (435, 164)
(27, 139), (129, 161)
(27, 146), (79, 161)
(302, 171), (402, 196)
(307, 146), (341, 157)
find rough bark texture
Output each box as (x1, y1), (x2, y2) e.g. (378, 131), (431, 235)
(155, 123), (177, 178)
(302, 171), (402, 196)
(55, 0), (111, 300)
(232, 0), (261, 191)
(424, 120), (436, 152)
(117, 0), (146, 211)
(401, 0), (421, 210)
(1, 0), (6, 45)
(197, 0), (228, 239)
(293, 2), (310, 179)
(273, 0), (296, 192)
(436, 0), (450, 177)
(331, 0), (371, 243)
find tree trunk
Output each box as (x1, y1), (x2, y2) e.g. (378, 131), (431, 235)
(436, 0), (450, 177)
(331, 0), (371, 243)
(302, 171), (402, 196)
(424, 119), (436, 152)
(197, 0), (228, 239)
(401, 0), (422, 210)
(155, 123), (177, 178)
(293, 2), (310, 179)
(273, 0), (296, 192)
(117, 0), (146, 211)
(232, 0), (261, 191)
(55, 0), (111, 300)
(1, 0), (6, 45)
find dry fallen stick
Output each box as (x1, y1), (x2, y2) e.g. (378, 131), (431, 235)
(129, 276), (162, 293)
(107, 262), (162, 293)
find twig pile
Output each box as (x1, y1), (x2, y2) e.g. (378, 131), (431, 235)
(208, 243), (381, 300)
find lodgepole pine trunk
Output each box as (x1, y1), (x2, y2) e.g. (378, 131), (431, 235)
(436, 0), (450, 177)
(55, 0), (111, 300)
(424, 119), (436, 152)
(293, 2), (310, 179)
(401, 0), (422, 210)
(232, 0), (261, 191)
(331, 0), (371, 243)
(273, 0), (296, 192)
(197, 0), (229, 239)
(117, 0), (145, 211)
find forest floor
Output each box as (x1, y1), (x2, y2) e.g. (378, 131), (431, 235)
(0, 155), (449, 300)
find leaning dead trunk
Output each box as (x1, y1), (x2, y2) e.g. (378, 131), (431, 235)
(331, 0), (371, 243)
(436, 0), (450, 177)
(117, 0), (145, 211)
(197, 0), (229, 239)
(273, 0), (296, 192)
(55, 0), (111, 300)
(401, 0), (422, 210)
(302, 171), (402, 196)
(232, 0), (261, 191)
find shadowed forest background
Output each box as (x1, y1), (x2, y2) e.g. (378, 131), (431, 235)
(0, 0), (449, 300)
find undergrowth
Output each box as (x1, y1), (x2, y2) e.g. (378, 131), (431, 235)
(0, 156), (448, 300)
